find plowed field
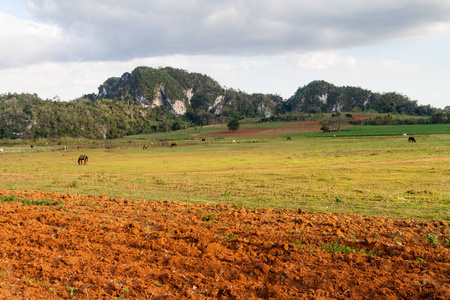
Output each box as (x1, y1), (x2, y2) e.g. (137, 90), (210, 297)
(0, 190), (449, 299)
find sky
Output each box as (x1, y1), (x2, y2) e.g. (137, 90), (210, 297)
(0, 0), (449, 109)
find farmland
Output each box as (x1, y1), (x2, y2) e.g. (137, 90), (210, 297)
(0, 122), (449, 221)
(0, 121), (449, 299)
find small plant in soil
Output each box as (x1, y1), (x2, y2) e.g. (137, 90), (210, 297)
(22, 276), (35, 282)
(0, 195), (22, 203)
(321, 241), (376, 256)
(322, 241), (357, 254)
(22, 199), (63, 206)
(68, 286), (75, 298)
(292, 240), (303, 249)
(426, 232), (440, 245)
(1, 196), (62, 206)
(223, 233), (237, 240)
(202, 214), (215, 221)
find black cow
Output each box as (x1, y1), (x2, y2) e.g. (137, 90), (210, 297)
(408, 137), (416, 143)
(78, 155), (88, 165)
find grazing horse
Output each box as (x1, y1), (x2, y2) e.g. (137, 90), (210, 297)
(287, 137), (292, 140)
(78, 155), (88, 165)
(201, 138), (206, 142)
(30, 145), (34, 148)
(170, 143), (177, 147)
(143, 144), (148, 149)
(77, 146), (82, 150)
(408, 137), (416, 143)
(63, 146), (68, 152)
(231, 140), (236, 143)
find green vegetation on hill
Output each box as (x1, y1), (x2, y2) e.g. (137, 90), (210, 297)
(97, 66), (283, 126)
(0, 93), (187, 139)
(0, 67), (447, 140)
(282, 80), (439, 115)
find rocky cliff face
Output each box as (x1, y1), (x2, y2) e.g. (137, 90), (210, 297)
(98, 67), (224, 115)
(98, 66), (283, 117)
(155, 83), (187, 115)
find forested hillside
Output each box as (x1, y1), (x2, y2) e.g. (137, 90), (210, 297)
(280, 80), (438, 115)
(98, 66), (283, 119)
(0, 93), (186, 139)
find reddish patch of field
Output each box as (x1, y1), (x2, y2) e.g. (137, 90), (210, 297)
(202, 122), (323, 138)
(353, 115), (371, 120)
(1, 190), (449, 299)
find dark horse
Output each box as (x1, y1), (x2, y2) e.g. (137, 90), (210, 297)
(78, 155), (88, 165)
(170, 143), (177, 147)
(143, 144), (148, 149)
(408, 137), (416, 143)
(287, 137), (292, 141)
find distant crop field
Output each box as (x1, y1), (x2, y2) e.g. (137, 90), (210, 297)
(1, 133), (449, 221)
(302, 124), (450, 138)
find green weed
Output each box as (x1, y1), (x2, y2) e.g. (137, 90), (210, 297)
(426, 232), (440, 245)
(321, 241), (376, 256)
(69, 180), (78, 188)
(202, 214), (215, 221)
(0, 196), (62, 206)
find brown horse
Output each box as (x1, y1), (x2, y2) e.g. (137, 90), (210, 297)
(287, 137), (292, 140)
(170, 143), (177, 147)
(143, 144), (148, 149)
(78, 155), (88, 165)
(77, 146), (82, 150)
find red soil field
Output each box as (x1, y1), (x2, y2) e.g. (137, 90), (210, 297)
(352, 115), (371, 120)
(202, 122), (323, 138)
(0, 190), (449, 299)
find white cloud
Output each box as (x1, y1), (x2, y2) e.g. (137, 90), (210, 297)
(4, 0), (445, 65)
(0, 1), (449, 108)
(0, 12), (63, 68)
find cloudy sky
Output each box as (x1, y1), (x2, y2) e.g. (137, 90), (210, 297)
(0, 0), (449, 108)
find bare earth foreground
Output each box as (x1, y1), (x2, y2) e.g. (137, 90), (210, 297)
(0, 190), (449, 299)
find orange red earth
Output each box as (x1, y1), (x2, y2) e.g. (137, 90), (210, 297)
(0, 189), (449, 299)
(203, 117), (369, 138)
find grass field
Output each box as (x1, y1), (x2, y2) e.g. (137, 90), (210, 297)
(0, 122), (449, 221)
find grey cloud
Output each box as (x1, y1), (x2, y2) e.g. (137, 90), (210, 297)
(21, 0), (450, 62)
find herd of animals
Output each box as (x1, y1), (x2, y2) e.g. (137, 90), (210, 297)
(0, 135), (417, 164)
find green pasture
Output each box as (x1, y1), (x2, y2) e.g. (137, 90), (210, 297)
(1, 132), (449, 221)
(304, 124), (450, 138)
